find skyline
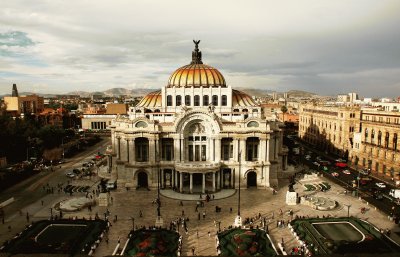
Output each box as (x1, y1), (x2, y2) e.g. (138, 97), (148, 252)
(1, 0), (400, 97)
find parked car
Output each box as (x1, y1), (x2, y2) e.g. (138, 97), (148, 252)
(331, 172), (339, 177)
(305, 155), (311, 160)
(66, 172), (75, 178)
(375, 182), (386, 188)
(335, 158), (346, 163)
(313, 162), (320, 167)
(335, 162), (347, 168)
(342, 169), (351, 175)
(320, 161), (331, 166)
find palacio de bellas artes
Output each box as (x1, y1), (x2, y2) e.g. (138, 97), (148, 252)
(110, 41), (287, 194)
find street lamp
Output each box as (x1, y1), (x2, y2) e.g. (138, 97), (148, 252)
(155, 149), (163, 227)
(234, 151), (242, 227)
(344, 204), (351, 220)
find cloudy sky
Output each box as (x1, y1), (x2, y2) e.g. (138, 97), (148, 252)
(1, 0), (400, 97)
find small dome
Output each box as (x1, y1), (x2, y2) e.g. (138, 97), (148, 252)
(167, 40), (226, 88)
(136, 90), (161, 107)
(232, 90), (257, 106)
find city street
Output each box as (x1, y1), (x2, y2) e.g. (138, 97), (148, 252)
(0, 138), (110, 244)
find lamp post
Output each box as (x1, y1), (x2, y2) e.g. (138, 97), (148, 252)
(155, 149), (163, 227)
(344, 204), (351, 220)
(131, 217), (135, 230)
(234, 151), (242, 227)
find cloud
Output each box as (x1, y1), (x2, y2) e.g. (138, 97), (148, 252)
(0, 0), (400, 98)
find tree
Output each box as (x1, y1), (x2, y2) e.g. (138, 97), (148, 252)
(281, 105), (288, 123)
(37, 125), (65, 149)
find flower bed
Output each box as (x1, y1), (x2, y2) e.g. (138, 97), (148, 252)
(125, 229), (180, 257)
(217, 228), (276, 256)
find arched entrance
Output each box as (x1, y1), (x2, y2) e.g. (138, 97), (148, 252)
(247, 171), (257, 188)
(137, 171), (148, 188)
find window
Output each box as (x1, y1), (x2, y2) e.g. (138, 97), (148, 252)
(185, 95), (191, 106)
(364, 128), (368, 140)
(221, 95), (227, 106)
(194, 95), (200, 106)
(167, 95), (172, 106)
(394, 133), (398, 150)
(161, 138), (174, 161)
(385, 132), (389, 148)
(378, 131), (382, 146)
(221, 138), (233, 160)
(135, 121), (147, 128)
(371, 129), (375, 143)
(246, 137), (259, 161)
(135, 138), (149, 162)
(176, 95), (182, 106)
(203, 95), (209, 106)
(212, 95), (218, 106)
(247, 121), (259, 127)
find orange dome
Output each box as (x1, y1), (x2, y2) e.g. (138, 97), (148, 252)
(167, 63), (226, 88)
(167, 40), (226, 88)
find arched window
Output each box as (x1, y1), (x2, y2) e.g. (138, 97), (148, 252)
(176, 95), (182, 106)
(167, 95), (172, 106)
(185, 95), (191, 106)
(203, 95), (209, 106)
(243, 109), (249, 113)
(371, 129), (375, 143)
(364, 128), (368, 139)
(135, 121), (148, 128)
(221, 95), (227, 106)
(247, 121), (259, 127)
(212, 95), (218, 106)
(194, 95), (200, 106)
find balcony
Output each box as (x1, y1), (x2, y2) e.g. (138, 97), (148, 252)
(175, 161), (221, 173)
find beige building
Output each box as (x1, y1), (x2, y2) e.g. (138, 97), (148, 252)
(110, 43), (286, 192)
(350, 108), (400, 179)
(3, 84), (44, 116)
(298, 104), (360, 157)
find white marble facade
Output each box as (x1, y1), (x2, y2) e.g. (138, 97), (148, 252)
(110, 43), (286, 193)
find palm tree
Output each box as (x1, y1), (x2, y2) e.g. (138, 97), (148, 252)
(281, 105), (288, 123)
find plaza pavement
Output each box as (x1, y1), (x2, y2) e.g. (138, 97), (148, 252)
(1, 172), (400, 256)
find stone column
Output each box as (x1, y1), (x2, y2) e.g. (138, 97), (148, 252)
(149, 139), (156, 163)
(132, 139), (137, 164)
(180, 172), (183, 193)
(161, 169), (164, 188)
(172, 169), (175, 188)
(233, 139), (239, 162)
(190, 173), (193, 193)
(174, 138), (180, 162)
(117, 137), (121, 160)
(215, 138), (221, 162)
(260, 139), (266, 162)
(212, 172), (216, 192)
(202, 173), (206, 193)
(211, 139), (215, 161)
(111, 132), (116, 154)
(217, 170), (220, 190)
(126, 139), (130, 162)
(240, 138), (246, 162)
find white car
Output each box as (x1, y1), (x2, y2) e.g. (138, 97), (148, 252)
(305, 155), (311, 160)
(66, 172), (76, 178)
(342, 170), (351, 175)
(375, 182), (386, 188)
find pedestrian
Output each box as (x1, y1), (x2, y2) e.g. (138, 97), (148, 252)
(8, 225), (11, 232)
(182, 210), (185, 216)
(41, 200), (44, 206)
(230, 207), (232, 213)
(192, 247), (195, 256)
(139, 210), (143, 217)
(203, 211), (206, 219)
(180, 201), (183, 206)
(198, 212), (201, 220)
(196, 229), (199, 238)
(212, 194), (215, 200)
(208, 231), (211, 237)
(26, 212), (30, 222)
(114, 215), (118, 222)
(117, 236), (120, 244)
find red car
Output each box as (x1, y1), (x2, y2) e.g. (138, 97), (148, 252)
(335, 162), (347, 168)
